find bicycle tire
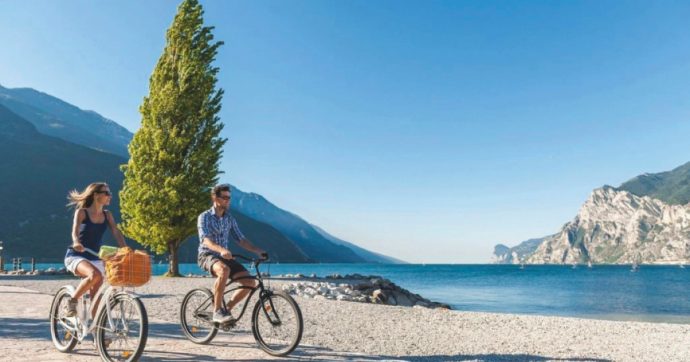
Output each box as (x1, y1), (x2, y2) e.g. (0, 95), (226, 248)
(251, 290), (303, 356)
(95, 292), (148, 362)
(49, 287), (78, 352)
(180, 288), (218, 344)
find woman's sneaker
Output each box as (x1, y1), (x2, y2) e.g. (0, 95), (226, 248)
(212, 308), (233, 323)
(64, 298), (78, 317)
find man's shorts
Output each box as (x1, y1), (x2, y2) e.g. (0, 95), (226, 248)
(198, 253), (248, 279)
(64, 256), (105, 276)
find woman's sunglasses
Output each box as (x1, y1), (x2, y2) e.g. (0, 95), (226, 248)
(96, 190), (112, 196)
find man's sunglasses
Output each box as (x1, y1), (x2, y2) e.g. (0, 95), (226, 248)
(96, 190), (112, 196)
(217, 195), (231, 201)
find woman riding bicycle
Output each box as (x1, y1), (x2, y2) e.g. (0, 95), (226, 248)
(63, 182), (127, 317)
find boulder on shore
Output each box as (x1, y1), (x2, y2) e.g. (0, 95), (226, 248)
(280, 275), (451, 310)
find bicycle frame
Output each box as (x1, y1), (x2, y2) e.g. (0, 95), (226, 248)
(193, 255), (281, 328)
(56, 248), (135, 341)
(57, 284), (125, 341)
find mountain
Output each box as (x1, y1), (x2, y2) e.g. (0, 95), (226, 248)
(0, 105), (311, 263)
(0, 103), (128, 260)
(175, 209), (312, 263)
(525, 186), (690, 264)
(230, 186), (375, 263)
(618, 161), (690, 205)
(0, 85), (400, 264)
(496, 161), (690, 265)
(311, 225), (404, 263)
(492, 236), (550, 264)
(0, 84), (132, 157)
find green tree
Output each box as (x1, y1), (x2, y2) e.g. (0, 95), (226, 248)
(120, 0), (226, 276)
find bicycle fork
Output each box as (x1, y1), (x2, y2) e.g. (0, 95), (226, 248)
(260, 293), (282, 326)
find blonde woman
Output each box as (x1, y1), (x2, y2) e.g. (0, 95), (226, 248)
(63, 182), (127, 317)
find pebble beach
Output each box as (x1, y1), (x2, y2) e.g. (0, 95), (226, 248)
(1, 275), (690, 361)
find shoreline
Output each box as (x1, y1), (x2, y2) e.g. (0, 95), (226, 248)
(0, 272), (451, 309)
(2, 273), (690, 325)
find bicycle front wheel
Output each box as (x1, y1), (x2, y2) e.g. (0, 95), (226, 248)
(251, 290), (303, 356)
(180, 288), (218, 344)
(95, 292), (148, 362)
(49, 287), (78, 352)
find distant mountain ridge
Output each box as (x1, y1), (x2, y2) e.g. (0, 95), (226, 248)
(0, 103), (128, 259)
(0, 84), (132, 157)
(492, 236), (551, 264)
(174, 209), (312, 263)
(617, 161), (690, 205)
(230, 187), (373, 263)
(0, 104), (353, 263)
(311, 224), (405, 264)
(494, 162), (690, 264)
(0, 84), (400, 264)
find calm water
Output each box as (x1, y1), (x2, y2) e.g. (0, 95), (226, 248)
(26, 263), (690, 323)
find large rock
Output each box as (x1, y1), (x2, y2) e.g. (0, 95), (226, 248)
(281, 276), (451, 310)
(526, 186), (690, 264)
(371, 289), (387, 304)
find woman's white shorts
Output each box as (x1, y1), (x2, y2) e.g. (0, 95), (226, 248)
(64, 256), (105, 276)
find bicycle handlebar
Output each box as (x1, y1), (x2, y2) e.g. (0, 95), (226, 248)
(231, 254), (269, 263)
(67, 246), (100, 258)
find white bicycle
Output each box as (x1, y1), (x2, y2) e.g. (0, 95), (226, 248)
(49, 248), (148, 361)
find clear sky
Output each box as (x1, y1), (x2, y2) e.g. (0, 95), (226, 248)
(2, 1), (690, 263)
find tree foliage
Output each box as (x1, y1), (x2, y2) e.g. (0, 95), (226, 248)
(120, 0), (226, 276)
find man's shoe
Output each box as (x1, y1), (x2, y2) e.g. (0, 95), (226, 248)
(212, 309), (233, 324)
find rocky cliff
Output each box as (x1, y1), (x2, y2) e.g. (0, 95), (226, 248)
(492, 237), (549, 264)
(525, 186), (690, 264)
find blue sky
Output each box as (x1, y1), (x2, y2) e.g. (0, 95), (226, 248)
(2, 1), (690, 263)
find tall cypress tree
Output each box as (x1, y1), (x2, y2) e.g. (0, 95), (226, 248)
(120, 0), (226, 276)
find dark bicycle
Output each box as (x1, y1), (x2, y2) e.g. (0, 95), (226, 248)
(179, 254), (303, 356)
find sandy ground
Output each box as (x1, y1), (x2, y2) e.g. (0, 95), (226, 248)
(2, 275), (690, 361)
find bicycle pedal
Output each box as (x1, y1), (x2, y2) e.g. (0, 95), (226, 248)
(220, 320), (237, 330)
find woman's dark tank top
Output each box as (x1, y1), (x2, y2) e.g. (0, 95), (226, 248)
(64, 209), (109, 261)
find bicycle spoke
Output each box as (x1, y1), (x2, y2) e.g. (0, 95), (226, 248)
(98, 295), (146, 362)
(55, 296), (74, 343)
(253, 292), (302, 355)
(50, 288), (79, 353)
(180, 289), (217, 344)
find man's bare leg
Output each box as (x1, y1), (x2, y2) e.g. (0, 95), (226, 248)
(226, 271), (258, 312)
(211, 262), (230, 311)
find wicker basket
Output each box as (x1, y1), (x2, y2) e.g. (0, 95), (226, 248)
(105, 247), (151, 287)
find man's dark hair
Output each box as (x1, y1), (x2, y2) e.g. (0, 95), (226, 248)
(212, 184), (231, 197)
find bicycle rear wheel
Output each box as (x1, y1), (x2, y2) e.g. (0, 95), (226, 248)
(49, 287), (78, 352)
(251, 290), (303, 356)
(95, 292), (148, 362)
(180, 288), (218, 344)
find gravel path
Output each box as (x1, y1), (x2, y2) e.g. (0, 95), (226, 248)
(2, 275), (690, 361)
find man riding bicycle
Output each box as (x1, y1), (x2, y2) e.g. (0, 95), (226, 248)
(197, 184), (267, 323)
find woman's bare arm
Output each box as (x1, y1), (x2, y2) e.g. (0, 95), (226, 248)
(106, 212), (127, 247)
(71, 209), (86, 251)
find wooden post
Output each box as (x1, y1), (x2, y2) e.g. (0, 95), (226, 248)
(18, 257), (22, 271)
(31, 258), (36, 272)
